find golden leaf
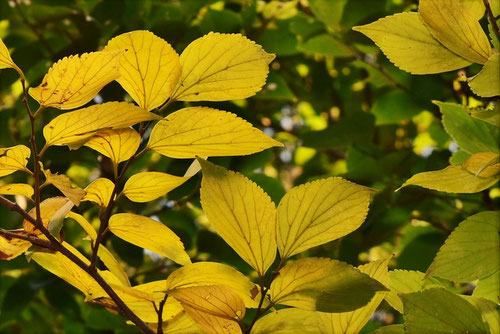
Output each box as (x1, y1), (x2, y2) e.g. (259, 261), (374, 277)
(0, 230), (31, 260)
(85, 128), (140, 167)
(122, 172), (188, 203)
(0, 145), (31, 177)
(82, 178), (115, 208)
(42, 165), (86, 205)
(469, 54), (500, 98)
(23, 197), (71, 235)
(0, 37), (24, 79)
(0, 183), (34, 198)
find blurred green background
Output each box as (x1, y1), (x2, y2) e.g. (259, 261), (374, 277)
(0, 0), (498, 333)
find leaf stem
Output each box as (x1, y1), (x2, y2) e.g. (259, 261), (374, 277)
(483, 0), (500, 43)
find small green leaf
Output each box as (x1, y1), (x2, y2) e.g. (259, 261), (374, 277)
(469, 54), (500, 97)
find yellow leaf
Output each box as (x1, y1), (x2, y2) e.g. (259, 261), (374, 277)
(23, 197), (70, 235)
(460, 0), (486, 20)
(469, 54), (500, 98)
(398, 162), (500, 193)
(419, 0), (492, 64)
(170, 285), (245, 334)
(148, 107), (282, 158)
(161, 311), (202, 334)
(97, 245), (130, 287)
(108, 213), (191, 266)
(105, 30), (181, 111)
(0, 230), (31, 260)
(0, 183), (34, 198)
(316, 258), (391, 333)
(277, 177), (374, 259)
(122, 172), (188, 203)
(353, 13), (471, 74)
(165, 262), (261, 308)
(132, 281), (184, 323)
(269, 258), (387, 313)
(199, 159), (276, 276)
(462, 152), (500, 177)
(85, 128), (140, 167)
(43, 102), (160, 149)
(0, 37), (24, 80)
(251, 308), (322, 334)
(464, 296), (500, 334)
(29, 50), (122, 110)
(31, 242), (123, 299)
(0, 145), (31, 177)
(172, 32), (274, 101)
(82, 178), (115, 208)
(42, 166), (86, 205)
(65, 211), (97, 240)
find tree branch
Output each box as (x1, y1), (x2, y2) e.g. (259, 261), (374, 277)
(483, 0), (500, 43)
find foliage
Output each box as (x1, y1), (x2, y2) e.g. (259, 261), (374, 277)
(0, 0), (499, 333)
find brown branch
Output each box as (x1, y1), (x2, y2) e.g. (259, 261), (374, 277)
(483, 0), (500, 43)
(154, 293), (169, 334)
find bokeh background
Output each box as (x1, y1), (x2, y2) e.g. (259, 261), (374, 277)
(0, 0), (498, 333)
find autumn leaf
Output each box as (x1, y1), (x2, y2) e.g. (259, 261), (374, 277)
(419, 0), (492, 64)
(23, 197), (71, 235)
(199, 159), (277, 277)
(172, 32), (275, 101)
(269, 257), (387, 313)
(170, 285), (245, 334)
(0, 37), (24, 80)
(353, 13), (471, 74)
(0, 183), (34, 198)
(277, 177), (374, 259)
(160, 311), (202, 334)
(82, 178), (115, 208)
(105, 30), (181, 111)
(97, 245), (130, 287)
(85, 128), (140, 168)
(0, 145), (31, 177)
(41, 165), (86, 205)
(29, 50), (122, 110)
(66, 211), (97, 240)
(108, 213), (191, 266)
(43, 102), (160, 149)
(122, 172), (188, 203)
(0, 230), (31, 260)
(147, 107), (282, 158)
(469, 54), (500, 97)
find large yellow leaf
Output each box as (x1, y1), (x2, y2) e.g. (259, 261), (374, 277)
(161, 311), (202, 334)
(42, 166), (86, 205)
(23, 197), (71, 235)
(97, 245), (130, 287)
(108, 213), (190, 266)
(269, 257), (387, 313)
(82, 178), (115, 208)
(170, 285), (245, 334)
(29, 50), (122, 110)
(43, 102), (160, 149)
(199, 159), (276, 276)
(171, 32), (274, 101)
(165, 262), (261, 308)
(469, 54), (500, 98)
(0, 183), (34, 198)
(462, 152), (500, 177)
(105, 30), (181, 111)
(147, 107), (282, 158)
(460, 0), (486, 20)
(122, 172), (188, 203)
(316, 258), (391, 333)
(419, 0), (492, 64)
(277, 177), (374, 259)
(0, 230), (31, 260)
(0, 37), (24, 79)
(353, 13), (471, 74)
(85, 128), (140, 167)
(0, 145), (31, 177)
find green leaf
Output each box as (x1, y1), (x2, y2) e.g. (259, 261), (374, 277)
(309, 0), (347, 31)
(426, 211), (500, 282)
(470, 105), (500, 127)
(464, 296), (500, 334)
(402, 288), (489, 334)
(372, 325), (405, 334)
(372, 90), (422, 125)
(473, 272), (500, 303)
(297, 34), (352, 57)
(353, 13), (471, 74)
(469, 54), (500, 97)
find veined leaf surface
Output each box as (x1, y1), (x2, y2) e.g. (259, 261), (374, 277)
(82, 178), (114, 208)
(0, 145), (31, 177)
(469, 54), (500, 97)
(122, 172), (188, 203)
(0, 231), (31, 260)
(85, 128), (140, 166)
(42, 166), (86, 205)
(23, 197), (70, 235)
(0, 183), (34, 198)
(0, 37), (24, 79)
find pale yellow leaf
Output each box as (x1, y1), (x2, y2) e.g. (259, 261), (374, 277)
(398, 162), (500, 193)
(147, 107), (282, 158)
(269, 257), (387, 313)
(65, 211), (97, 240)
(122, 172), (188, 203)
(0, 145), (31, 177)
(277, 177), (374, 259)
(97, 245), (130, 287)
(469, 54), (500, 97)
(172, 32), (274, 101)
(0, 183), (33, 198)
(108, 213), (191, 266)
(460, 0), (486, 20)
(105, 30), (181, 111)
(316, 258), (391, 333)
(353, 12), (471, 74)
(462, 152), (500, 177)
(0, 230), (31, 260)
(82, 178), (115, 208)
(419, 0), (492, 64)
(199, 159), (276, 276)
(165, 262), (261, 308)
(43, 102), (160, 149)
(161, 311), (202, 334)
(29, 50), (122, 110)
(132, 281), (184, 323)
(251, 308), (322, 334)
(170, 285), (245, 334)
(463, 296), (500, 334)
(0, 37), (24, 80)
(42, 166), (86, 205)
(23, 197), (70, 235)
(85, 128), (140, 166)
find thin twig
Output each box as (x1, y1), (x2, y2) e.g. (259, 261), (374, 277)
(483, 0), (500, 42)
(155, 293), (169, 334)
